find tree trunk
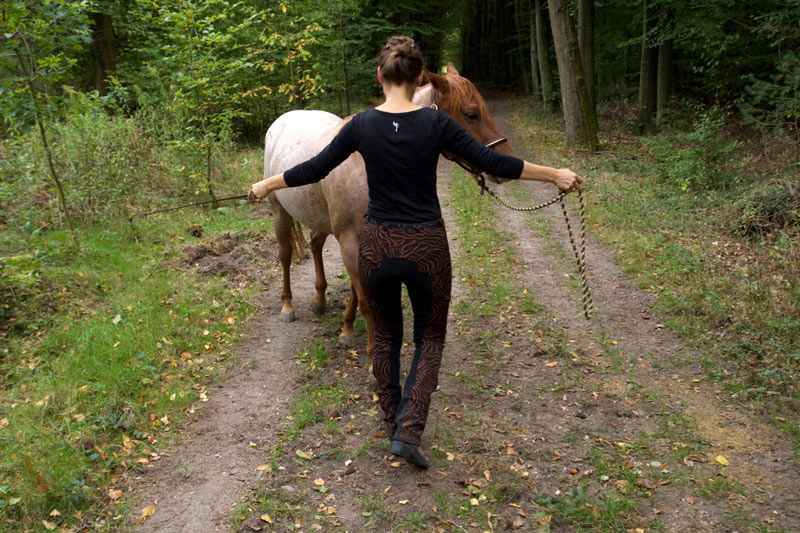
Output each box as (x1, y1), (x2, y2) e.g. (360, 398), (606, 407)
(656, 39), (673, 126)
(528, 0), (541, 98)
(535, 0), (555, 111)
(89, 11), (116, 95)
(578, 0), (595, 114)
(338, 11), (350, 116)
(514, 0), (530, 93)
(549, 0), (599, 149)
(638, 0), (658, 134)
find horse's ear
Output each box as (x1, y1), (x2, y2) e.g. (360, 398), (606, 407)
(446, 62), (460, 76)
(425, 69), (450, 96)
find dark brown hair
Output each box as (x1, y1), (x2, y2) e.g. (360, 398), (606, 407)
(378, 35), (425, 87)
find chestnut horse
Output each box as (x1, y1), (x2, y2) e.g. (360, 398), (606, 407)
(263, 63), (516, 359)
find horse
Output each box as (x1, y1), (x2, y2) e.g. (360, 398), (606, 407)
(262, 63), (516, 359)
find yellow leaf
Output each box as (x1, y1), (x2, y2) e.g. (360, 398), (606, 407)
(545, 361), (558, 367)
(390, 461), (402, 468)
(446, 452), (454, 461)
(249, 442), (257, 448)
(260, 513), (273, 524)
(256, 464), (270, 471)
(108, 489), (123, 500)
(470, 498), (479, 506)
(141, 505), (156, 518)
(314, 478), (325, 486)
(42, 521), (57, 530)
(327, 506), (337, 515)
(49, 509), (61, 517)
(0, 417), (7, 429)
(715, 455), (729, 466)
(398, 499), (409, 505)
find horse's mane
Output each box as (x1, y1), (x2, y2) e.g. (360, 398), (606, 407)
(439, 74), (489, 116)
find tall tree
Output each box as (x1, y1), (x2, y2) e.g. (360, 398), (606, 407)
(534, 0), (556, 111)
(548, 0), (599, 148)
(528, 0), (541, 99)
(637, 0), (658, 133)
(578, 0), (595, 114)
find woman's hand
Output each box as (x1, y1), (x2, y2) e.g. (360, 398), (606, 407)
(248, 173), (287, 201)
(553, 168), (583, 193)
(248, 179), (271, 200)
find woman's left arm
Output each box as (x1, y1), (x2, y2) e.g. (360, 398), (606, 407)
(249, 173), (287, 200)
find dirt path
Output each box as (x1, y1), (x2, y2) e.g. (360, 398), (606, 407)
(128, 237), (347, 532)
(486, 99), (800, 529)
(129, 99), (800, 533)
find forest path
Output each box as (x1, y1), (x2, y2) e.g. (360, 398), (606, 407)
(129, 98), (800, 533)
(484, 98), (800, 529)
(128, 238), (347, 532)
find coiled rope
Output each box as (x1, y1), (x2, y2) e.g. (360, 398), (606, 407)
(446, 155), (595, 320)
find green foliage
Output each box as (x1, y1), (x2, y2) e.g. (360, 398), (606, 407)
(0, 0), (92, 131)
(740, 50), (800, 145)
(644, 108), (742, 191)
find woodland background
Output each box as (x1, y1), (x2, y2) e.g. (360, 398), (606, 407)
(1, 0), (799, 530)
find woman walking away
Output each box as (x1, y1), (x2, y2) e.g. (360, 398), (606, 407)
(249, 35), (583, 469)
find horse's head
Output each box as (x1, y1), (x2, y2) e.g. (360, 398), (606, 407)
(414, 62), (517, 183)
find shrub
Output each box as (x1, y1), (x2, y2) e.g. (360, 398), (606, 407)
(645, 108), (743, 191)
(727, 177), (800, 239)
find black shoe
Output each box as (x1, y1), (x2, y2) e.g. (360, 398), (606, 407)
(390, 440), (429, 469)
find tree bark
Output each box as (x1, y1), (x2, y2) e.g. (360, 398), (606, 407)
(338, 11), (351, 116)
(578, 0), (596, 114)
(528, 0), (541, 98)
(549, 0), (599, 149)
(656, 38), (673, 125)
(89, 11), (116, 95)
(514, 0), (530, 93)
(638, 0), (658, 134)
(535, 0), (555, 111)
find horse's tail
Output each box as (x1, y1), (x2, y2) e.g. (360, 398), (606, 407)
(291, 220), (306, 262)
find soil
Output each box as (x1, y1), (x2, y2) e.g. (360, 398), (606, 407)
(127, 100), (800, 532)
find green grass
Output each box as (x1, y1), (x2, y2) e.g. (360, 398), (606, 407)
(0, 151), (269, 530)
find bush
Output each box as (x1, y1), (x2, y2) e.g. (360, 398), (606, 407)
(645, 108), (743, 191)
(727, 177), (800, 239)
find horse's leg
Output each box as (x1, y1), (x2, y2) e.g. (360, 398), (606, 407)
(337, 231), (375, 360)
(309, 230), (328, 315)
(269, 196), (297, 323)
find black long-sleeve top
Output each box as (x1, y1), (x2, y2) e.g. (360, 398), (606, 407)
(283, 107), (523, 223)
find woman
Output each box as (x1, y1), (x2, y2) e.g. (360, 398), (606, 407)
(249, 35), (582, 469)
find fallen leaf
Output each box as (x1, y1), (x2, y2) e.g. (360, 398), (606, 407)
(256, 464), (270, 471)
(141, 505), (156, 518)
(295, 449), (312, 460)
(398, 499), (409, 505)
(108, 489), (123, 500)
(391, 461), (402, 467)
(715, 455), (729, 466)
(327, 506), (337, 515)
(511, 516), (525, 529)
(314, 478), (325, 486)
(469, 497), (479, 506)
(0, 418), (8, 429)
(545, 361), (558, 367)
(42, 521), (57, 531)
(537, 515), (552, 526)
(49, 509), (61, 517)
(684, 495), (696, 505)
(112, 314), (122, 325)
(260, 514), (273, 524)
(483, 469), (491, 482)
(446, 452), (455, 461)
(249, 442), (257, 448)
(71, 413), (85, 422)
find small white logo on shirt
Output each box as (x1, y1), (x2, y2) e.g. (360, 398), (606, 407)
(392, 121), (399, 132)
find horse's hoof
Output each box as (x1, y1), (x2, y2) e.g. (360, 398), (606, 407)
(280, 311), (296, 323)
(310, 301), (326, 316)
(338, 335), (354, 346)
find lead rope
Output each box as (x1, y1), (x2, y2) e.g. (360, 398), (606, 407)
(444, 153), (595, 320)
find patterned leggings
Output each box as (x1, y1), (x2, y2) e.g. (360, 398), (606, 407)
(358, 217), (452, 446)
